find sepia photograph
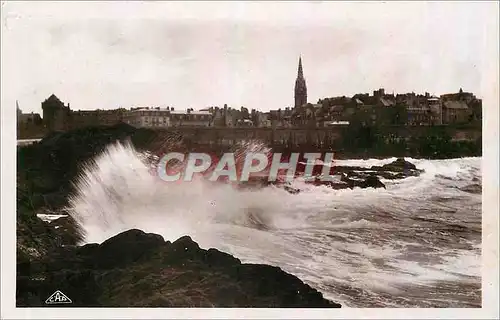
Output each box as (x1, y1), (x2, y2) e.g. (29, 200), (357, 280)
(1, 1), (499, 319)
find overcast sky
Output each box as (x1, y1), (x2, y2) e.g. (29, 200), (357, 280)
(1, 1), (498, 113)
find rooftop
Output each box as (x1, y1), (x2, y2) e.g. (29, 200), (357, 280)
(444, 101), (469, 109)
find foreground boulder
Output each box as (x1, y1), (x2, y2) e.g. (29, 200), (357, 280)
(17, 229), (341, 308)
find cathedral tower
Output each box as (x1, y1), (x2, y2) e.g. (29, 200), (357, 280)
(294, 56), (307, 108)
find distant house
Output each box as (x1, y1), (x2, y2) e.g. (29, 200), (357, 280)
(428, 97), (443, 125)
(123, 107), (212, 128)
(407, 102), (431, 126)
(17, 102), (42, 126)
(442, 101), (470, 124)
(170, 109), (212, 127)
(123, 107), (171, 128)
(71, 108), (125, 129)
(440, 89), (476, 125)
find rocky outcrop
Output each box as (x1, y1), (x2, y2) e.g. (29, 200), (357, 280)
(357, 175), (387, 189)
(17, 229), (341, 308)
(49, 216), (84, 246)
(371, 157), (417, 171)
(240, 159), (406, 193)
(304, 174), (386, 190)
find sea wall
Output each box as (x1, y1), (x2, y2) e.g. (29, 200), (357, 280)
(147, 124), (481, 159)
(155, 125), (481, 146)
(18, 123), (481, 145)
(19, 123), (481, 159)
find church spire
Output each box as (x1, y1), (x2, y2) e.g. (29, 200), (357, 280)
(294, 56), (307, 108)
(298, 56), (303, 78)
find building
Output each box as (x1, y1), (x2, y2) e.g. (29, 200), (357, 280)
(123, 107), (171, 128)
(391, 92), (442, 125)
(17, 101), (42, 125)
(290, 103), (320, 127)
(17, 112), (42, 125)
(294, 56), (307, 108)
(441, 88), (476, 104)
(70, 109), (125, 129)
(123, 107), (212, 128)
(236, 119), (254, 127)
(442, 101), (470, 124)
(256, 112), (271, 127)
(170, 109), (212, 127)
(428, 97), (442, 125)
(211, 107), (226, 127)
(406, 94), (432, 126)
(269, 107), (294, 128)
(440, 89), (475, 124)
(212, 105), (254, 127)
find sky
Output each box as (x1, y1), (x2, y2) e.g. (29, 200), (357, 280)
(1, 1), (498, 114)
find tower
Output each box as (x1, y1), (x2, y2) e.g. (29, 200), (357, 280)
(41, 94), (70, 131)
(294, 56), (307, 108)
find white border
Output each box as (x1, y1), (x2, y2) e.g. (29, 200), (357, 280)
(2, 2), (499, 319)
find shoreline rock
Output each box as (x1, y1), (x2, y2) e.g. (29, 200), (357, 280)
(17, 229), (341, 308)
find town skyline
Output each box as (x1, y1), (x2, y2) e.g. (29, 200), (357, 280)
(3, 1), (494, 114)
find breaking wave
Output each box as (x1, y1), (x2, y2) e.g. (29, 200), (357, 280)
(64, 141), (481, 308)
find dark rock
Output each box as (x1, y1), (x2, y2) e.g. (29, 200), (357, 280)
(92, 229), (166, 269)
(334, 173), (386, 190)
(50, 216), (85, 246)
(283, 185), (301, 194)
(359, 175), (386, 189)
(16, 229), (341, 308)
(235, 178), (301, 195)
(372, 157), (417, 172)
